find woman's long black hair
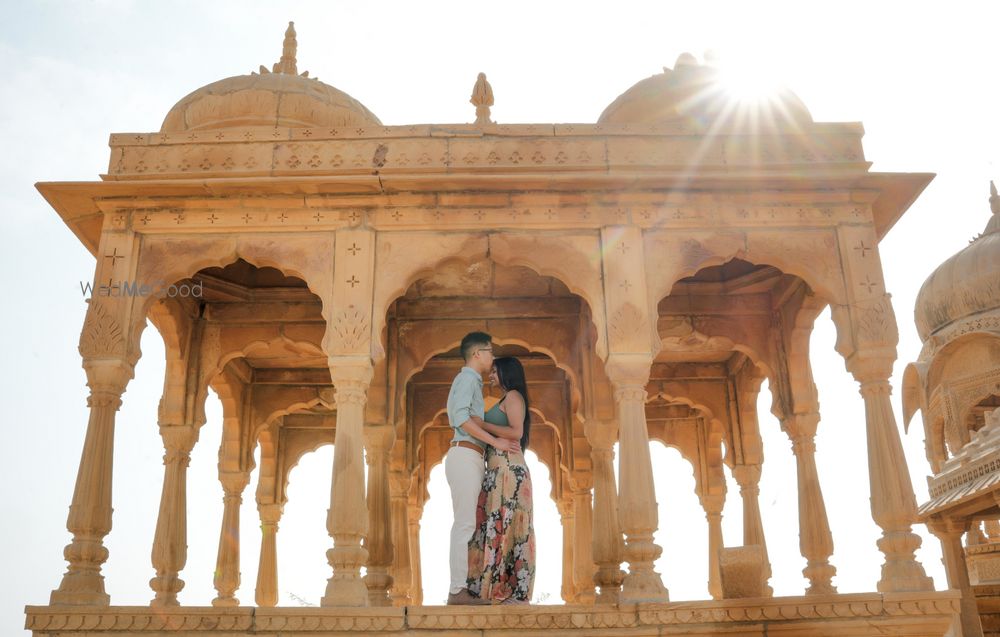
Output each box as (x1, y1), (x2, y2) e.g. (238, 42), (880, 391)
(493, 356), (531, 451)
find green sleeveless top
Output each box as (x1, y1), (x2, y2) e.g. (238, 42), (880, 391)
(484, 399), (509, 427)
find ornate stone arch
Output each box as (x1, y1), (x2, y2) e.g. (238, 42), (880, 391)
(396, 335), (584, 434)
(644, 229), (847, 316)
(134, 234), (335, 346)
(372, 231), (607, 363)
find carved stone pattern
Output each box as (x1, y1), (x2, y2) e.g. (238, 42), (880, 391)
(609, 303), (647, 347)
(614, 386), (648, 403)
(857, 294), (899, 347)
(930, 315), (1000, 352)
(976, 559), (1000, 583)
(328, 308), (371, 353)
(78, 302), (126, 359)
(24, 592), (960, 632)
(928, 454), (1000, 497)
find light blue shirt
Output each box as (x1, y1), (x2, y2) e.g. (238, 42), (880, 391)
(446, 366), (486, 449)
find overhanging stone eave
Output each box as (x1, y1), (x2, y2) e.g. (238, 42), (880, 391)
(858, 171), (935, 241)
(38, 166), (924, 256)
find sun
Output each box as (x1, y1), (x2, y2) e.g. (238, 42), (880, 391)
(715, 54), (787, 103)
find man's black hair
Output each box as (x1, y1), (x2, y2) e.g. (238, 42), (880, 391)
(460, 331), (492, 362)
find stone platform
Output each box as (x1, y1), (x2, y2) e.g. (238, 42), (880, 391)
(26, 591), (961, 637)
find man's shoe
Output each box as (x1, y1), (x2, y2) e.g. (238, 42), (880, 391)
(447, 588), (489, 605)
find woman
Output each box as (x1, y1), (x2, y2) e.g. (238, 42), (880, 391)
(466, 356), (536, 604)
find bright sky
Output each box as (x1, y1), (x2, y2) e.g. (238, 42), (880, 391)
(2, 1), (998, 633)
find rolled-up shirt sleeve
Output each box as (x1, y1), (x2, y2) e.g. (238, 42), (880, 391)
(447, 372), (475, 429)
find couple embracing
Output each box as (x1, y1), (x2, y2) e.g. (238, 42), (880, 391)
(445, 331), (536, 605)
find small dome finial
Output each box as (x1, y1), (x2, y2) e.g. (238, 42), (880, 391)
(471, 72), (494, 125)
(272, 21), (299, 75)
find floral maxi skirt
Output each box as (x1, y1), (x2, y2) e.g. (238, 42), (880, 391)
(467, 447), (536, 603)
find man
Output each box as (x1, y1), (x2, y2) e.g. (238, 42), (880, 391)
(444, 331), (520, 605)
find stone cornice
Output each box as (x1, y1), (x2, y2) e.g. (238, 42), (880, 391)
(37, 171), (930, 258)
(25, 592), (960, 634)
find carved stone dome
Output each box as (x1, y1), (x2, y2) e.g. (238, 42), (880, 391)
(598, 53), (812, 128)
(914, 184), (1000, 340)
(160, 22), (380, 133)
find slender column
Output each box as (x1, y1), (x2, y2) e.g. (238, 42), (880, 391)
(149, 424), (199, 606)
(930, 519), (984, 637)
(255, 503), (282, 607)
(573, 488), (596, 603)
(731, 463), (772, 595)
(322, 361), (372, 606)
(363, 424), (395, 606)
(784, 413), (837, 595)
(585, 420), (625, 603)
(51, 359), (133, 606)
(558, 499), (577, 602)
(848, 357), (933, 592)
(407, 506), (423, 605)
(388, 471), (412, 606)
(212, 471), (249, 606)
(701, 494), (725, 600)
(606, 356), (669, 602)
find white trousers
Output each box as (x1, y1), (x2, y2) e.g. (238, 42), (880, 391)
(445, 446), (485, 594)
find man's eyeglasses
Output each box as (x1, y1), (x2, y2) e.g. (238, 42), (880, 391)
(476, 347), (493, 355)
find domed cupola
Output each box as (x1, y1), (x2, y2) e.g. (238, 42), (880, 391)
(914, 183), (1000, 340)
(160, 22), (381, 132)
(598, 52), (812, 129)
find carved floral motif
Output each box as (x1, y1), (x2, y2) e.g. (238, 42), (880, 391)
(609, 303), (647, 349)
(856, 294), (899, 347)
(78, 302), (126, 359)
(328, 307), (371, 353)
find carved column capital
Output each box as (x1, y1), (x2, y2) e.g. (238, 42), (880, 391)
(782, 412), (820, 440)
(158, 424), (198, 466)
(389, 471), (411, 498)
(926, 516), (971, 538)
(700, 494), (725, 516)
(731, 463), (762, 490)
(219, 471), (250, 499)
(605, 354), (653, 393)
(258, 503), (283, 526)
(83, 358), (134, 407)
(584, 419), (619, 451)
(364, 423), (396, 454)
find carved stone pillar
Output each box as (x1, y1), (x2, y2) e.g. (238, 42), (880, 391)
(585, 420), (625, 603)
(321, 361), (372, 607)
(929, 518), (984, 637)
(573, 488), (597, 603)
(784, 413), (837, 595)
(731, 463), (772, 596)
(849, 355), (933, 592)
(606, 356), (669, 602)
(51, 358), (133, 606)
(149, 424), (199, 607)
(407, 505), (423, 605)
(701, 494), (725, 601)
(212, 470), (249, 607)
(255, 503), (282, 607)
(834, 244), (933, 591)
(388, 471), (412, 606)
(558, 498), (578, 602)
(363, 424), (395, 606)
